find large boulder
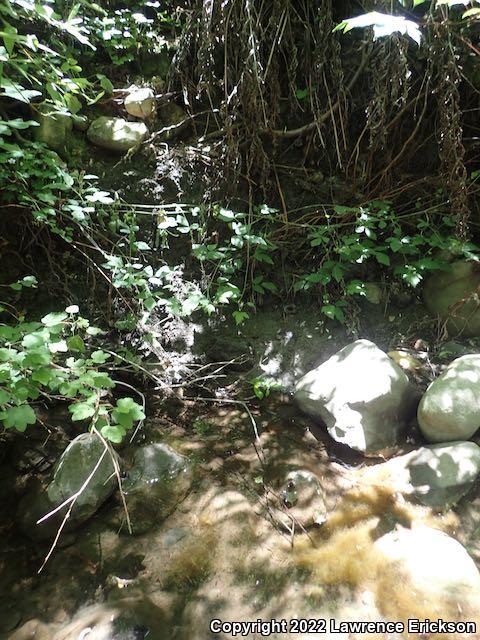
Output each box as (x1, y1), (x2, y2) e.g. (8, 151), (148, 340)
(294, 340), (416, 452)
(374, 526), (480, 619)
(123, 444), (192, 534)
(87, 117), (148, 152)
(366, 441), (480, 508)
(18, 433), (118, 539)
(418, 355), (480, 442)
(424, 260), (480, 337)
(124, 86), (156, 119)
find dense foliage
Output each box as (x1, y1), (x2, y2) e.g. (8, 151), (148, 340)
(1, 0), (480, 437)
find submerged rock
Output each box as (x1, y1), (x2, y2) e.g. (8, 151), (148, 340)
(295, 340), (415, 453)
(418, 354), (480, 442)
(87, 117), (148, 152)
(123, 443), (192, 534)
(18, 433), (118, 539)
(48, 433), (118, 523)
(424, 260), (480, 337)
(124, 86), (156, 119)
(278, 469), (327, 528)
(367, 441), (480, 508)
(374, 526), (480, 618)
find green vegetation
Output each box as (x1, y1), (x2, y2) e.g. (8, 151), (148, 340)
(2, 0), (480, 437)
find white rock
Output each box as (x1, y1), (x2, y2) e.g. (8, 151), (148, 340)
(374, 526), (480, 617)
(365, 441), (480, 507)
(124, 86), (156, 119)
(418, 354), (480, 442)
(294, 340), (415, 452)
(87, 117), (148, 152)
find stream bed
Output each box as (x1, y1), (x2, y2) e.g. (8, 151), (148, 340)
(2, 304), (480, 640)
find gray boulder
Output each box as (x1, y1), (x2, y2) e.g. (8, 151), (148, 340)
(123, 444), (192, 534)
(424, 260), (480, 337)
(418, 354), (480, 442)
(278, 469), (327, 529)
(124, 86), (156, 119)
(87, 117), (148, 152)
(294, 340), (415, 452)
(48, 433), (118, 523)
(18, 433), (118, 539)
(374, 526), (480, 617)
(370, 442), (480, 508)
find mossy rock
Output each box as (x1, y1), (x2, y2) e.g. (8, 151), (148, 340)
(424, 260), (480, 337)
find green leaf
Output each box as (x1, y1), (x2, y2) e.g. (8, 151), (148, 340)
(101, 424), (126, 443)
(31, 367), (54, 385)
(97, 74), (114, 94)
(375, 252), (391, 266)
(41, 311), (68, 327)
(295, 88), (309, 100)
(88, 371), (114, 389)
(86, 326), (106, 336)
(2, 120), (39, 130)
(90, 350), (110, 364)
(22, 332), (45, 349)
(262, 281), (278, 293)
(49, 340), (68, 353)
(463, 7), (480, 18)
(0, 79), (42, 103)
(67, 335), (85, 353)
(233, 311), (249, 325)
(66, 305), (79, 314)
(69, 401), (96, 421)
(115, 397), (144, 419)
(0, 404), (36, 432)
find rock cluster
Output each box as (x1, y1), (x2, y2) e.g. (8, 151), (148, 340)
(295, 339), (480, 510)
(18, 435), (192, 540)
(295, 337), (480, 619)
(34, 79), (188, 154)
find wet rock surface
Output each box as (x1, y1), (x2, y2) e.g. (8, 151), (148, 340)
(277, 469), (327, 528)
(18, 433), (118, 539)
(123, 443), (193, 534)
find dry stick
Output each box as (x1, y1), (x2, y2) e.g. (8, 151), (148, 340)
(266, 51), (368, 139)
(92, 427), (132, 535)
(146, 109), (220, 144)
(37, 440), (109, 574)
